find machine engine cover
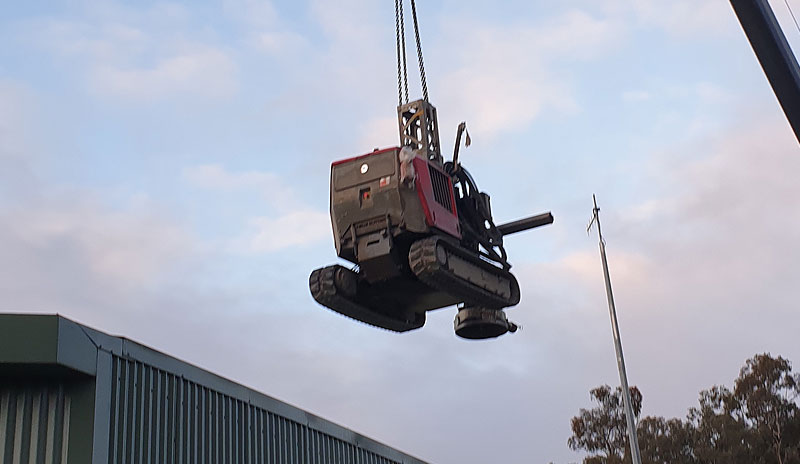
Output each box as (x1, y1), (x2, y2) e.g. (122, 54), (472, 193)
(329, 147), (460, 270)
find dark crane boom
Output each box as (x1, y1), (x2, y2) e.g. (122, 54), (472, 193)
(731, 0), (800, 144)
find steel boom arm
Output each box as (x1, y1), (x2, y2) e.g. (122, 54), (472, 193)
(731, 0), (800, 144)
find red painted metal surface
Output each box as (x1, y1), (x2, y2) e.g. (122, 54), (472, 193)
(412, 157), (461, 239)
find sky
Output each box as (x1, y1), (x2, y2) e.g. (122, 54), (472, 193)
(1, 0), (800, 463)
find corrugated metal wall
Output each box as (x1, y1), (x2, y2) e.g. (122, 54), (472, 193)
(0, 384), (71, 464)
(109, 357), (401, 464)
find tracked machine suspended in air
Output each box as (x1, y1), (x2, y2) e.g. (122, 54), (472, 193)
(309, 0), (553, 339)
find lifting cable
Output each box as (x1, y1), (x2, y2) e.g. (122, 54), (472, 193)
(394, 0), (409, 105)
(410, 0), (430, 102)
(784, 0), (800, 36)
(394, 0), (430, 103)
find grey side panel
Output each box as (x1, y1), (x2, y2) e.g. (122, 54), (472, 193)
(0, 316), (59, 365)
(0, 384), (70, 464)
(56, 318), (98, 376)
(106, 356), (409, 464)
(91, 351), (113, 464)
(333, 151), (396, 191)
(0, 314), (97, 375)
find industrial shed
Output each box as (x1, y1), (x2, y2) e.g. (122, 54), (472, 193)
(0, 314), (430, 464)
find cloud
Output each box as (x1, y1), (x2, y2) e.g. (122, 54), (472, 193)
(245, 210), (331, 252)
(310, 0), (384, 43)
(435, 9), (621, 138)
(582, 0), (731, 36)
(31, 20), (145, 60)
(222, 0), (309, 55)
(222, 0), (278, 27)
(24, 12), (238, 102)
(0, 80), (45, 206)
(182, 163), (281, 191)
(0, 149), (197, 320)
(181, 163), (300, 212)
(533, 9), (623, 57)
(357, 116), (398, 151)
(252, 30), (308, 54)
(622, 90), (651, 102)
(3, 197), (193, 288)
(89, 47), (237, 100)
(694, 81), (731, 104)
(0, 81), (37, 161)
(183, 164), (331, 252)
(630, 0), (731, 36)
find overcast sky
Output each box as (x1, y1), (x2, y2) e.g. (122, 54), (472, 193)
(2, 1), (800, 463)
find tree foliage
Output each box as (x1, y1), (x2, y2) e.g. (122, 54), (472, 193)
(688, 385), (755, 463)
(637, 416), (694, 464)
(731, 354), (800, 464)
(568, 385), (642, 464)
(568, 353), (800, 464)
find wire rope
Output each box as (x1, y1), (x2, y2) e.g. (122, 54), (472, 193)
(409, 0), (429, 101)
(783, 0), (800, 36)
(395, 0), (410, 104)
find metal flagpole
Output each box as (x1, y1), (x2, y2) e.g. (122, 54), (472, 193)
(587, 194), (642, 464)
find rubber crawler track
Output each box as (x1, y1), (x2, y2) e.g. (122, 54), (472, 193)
(309, 265), (425, 332)
(408, 236), (520, 309)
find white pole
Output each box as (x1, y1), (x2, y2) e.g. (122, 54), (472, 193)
(589, 195), (642, 464)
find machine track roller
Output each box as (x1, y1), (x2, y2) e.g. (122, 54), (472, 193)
(309, 265), (425, 332)
(408, 237), (521, 309)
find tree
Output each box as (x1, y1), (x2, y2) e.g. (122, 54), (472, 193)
(730, 353), (800, 464)
(637, 416), (695, 464)
(568, 354), (800, 464)
(688, 385), (756, 464)
(568, 385), (642, 464)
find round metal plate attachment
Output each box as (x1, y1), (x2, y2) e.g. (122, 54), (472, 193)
(454, 306), (517, 340)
